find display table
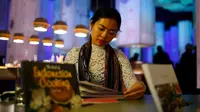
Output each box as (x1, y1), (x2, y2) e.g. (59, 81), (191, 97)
(0, 67), (19, 80)
(4, 95), (198, 112)
(0, 67), (20, 94)
(71, 95), (200, 112)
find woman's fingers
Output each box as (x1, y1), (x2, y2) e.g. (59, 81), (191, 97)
(123, 82), (146, 100)
(124, 82), (145, 95)
(125, 89), (145, 99)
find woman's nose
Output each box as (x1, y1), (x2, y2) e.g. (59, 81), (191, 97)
(101, 31), (108, 39)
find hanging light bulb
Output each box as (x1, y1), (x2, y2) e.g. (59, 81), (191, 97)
(13, 33), (24, 43)
(52, 21), (68, 34)
(132, 61), (144, 75)
(33, 17), (49, 32)
(0, 30), (11, 41)
(55, 39), (64, 48)
(74, 24), (89, 37)
(42, 38), (53, 46)
(29, 35), (40, 45)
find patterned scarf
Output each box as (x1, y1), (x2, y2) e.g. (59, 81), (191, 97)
(78, 38), (122, 92)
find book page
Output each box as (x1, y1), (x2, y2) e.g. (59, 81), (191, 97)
(79, 81), (123, 99)
(79, 81), (121, 93)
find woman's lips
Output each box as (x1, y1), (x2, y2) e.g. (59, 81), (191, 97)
(98, 40), (105, 45)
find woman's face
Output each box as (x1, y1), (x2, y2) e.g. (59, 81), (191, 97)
(90, 18), (118, 46)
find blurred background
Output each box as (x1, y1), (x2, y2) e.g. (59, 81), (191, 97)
(0, 0), (199, 94)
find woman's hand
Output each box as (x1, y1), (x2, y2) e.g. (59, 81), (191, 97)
(124, 82), (146, 99)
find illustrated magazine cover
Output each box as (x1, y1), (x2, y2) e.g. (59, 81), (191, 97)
(21, 61), (82, 112)
(142, 64), (191, 112)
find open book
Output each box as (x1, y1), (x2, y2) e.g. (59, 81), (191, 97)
(142, 64), (189, 112)
(79, 81), (125, 100)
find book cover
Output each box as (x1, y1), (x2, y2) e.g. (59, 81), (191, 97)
(21, 61), (82, 112)
(142, 64), (189, 112)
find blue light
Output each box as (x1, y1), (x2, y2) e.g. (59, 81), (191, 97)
(178, 20), (193, 57)
(141, 47), (153, 63)
(170, 26), (179, 64)
(164, 30), (171, 60)
(37, 0), (54, 61)
(89, 10), (94, 19)
(154, 22), (165, 54)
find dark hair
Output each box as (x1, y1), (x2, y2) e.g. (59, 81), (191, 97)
(157, 46), (163, 52)
(185, 43), (193, 49)
(91, 8), (121, 30)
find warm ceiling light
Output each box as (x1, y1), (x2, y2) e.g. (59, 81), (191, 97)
(13, 33), (24, 43)
(52, 21), (68, 34)
(74, 24), (89, 37)
(33, 17), (50, 32)
(55, 39), (64, 48)
(42, 38), (53, 46)
(0, 30), (11, 41)
(133, 61), (144, 75)
(117, 0), (155, 47)
(29, 35), (40, 45)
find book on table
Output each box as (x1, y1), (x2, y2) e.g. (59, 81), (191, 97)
(142, 64), (189, 112)
(21, 61), (81, 112)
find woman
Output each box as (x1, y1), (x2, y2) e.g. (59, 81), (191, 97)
(65, 8), (145, 99)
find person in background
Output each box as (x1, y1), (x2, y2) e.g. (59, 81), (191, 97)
(153, 46), (172, 65)
(64, 8), (145, 99)
(180, 44), (193, 66)
(192, 46), (196, 71)
(179, 44), (195, 94)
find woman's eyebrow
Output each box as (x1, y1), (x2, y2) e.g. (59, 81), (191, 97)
(99, 24), (106, 28)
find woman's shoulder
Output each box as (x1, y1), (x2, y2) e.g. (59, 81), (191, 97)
(69, 47), (81, 53)
(114, 49), (126, 58)
(64, 47), (81, 64)
(114, 48), (130, 64)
